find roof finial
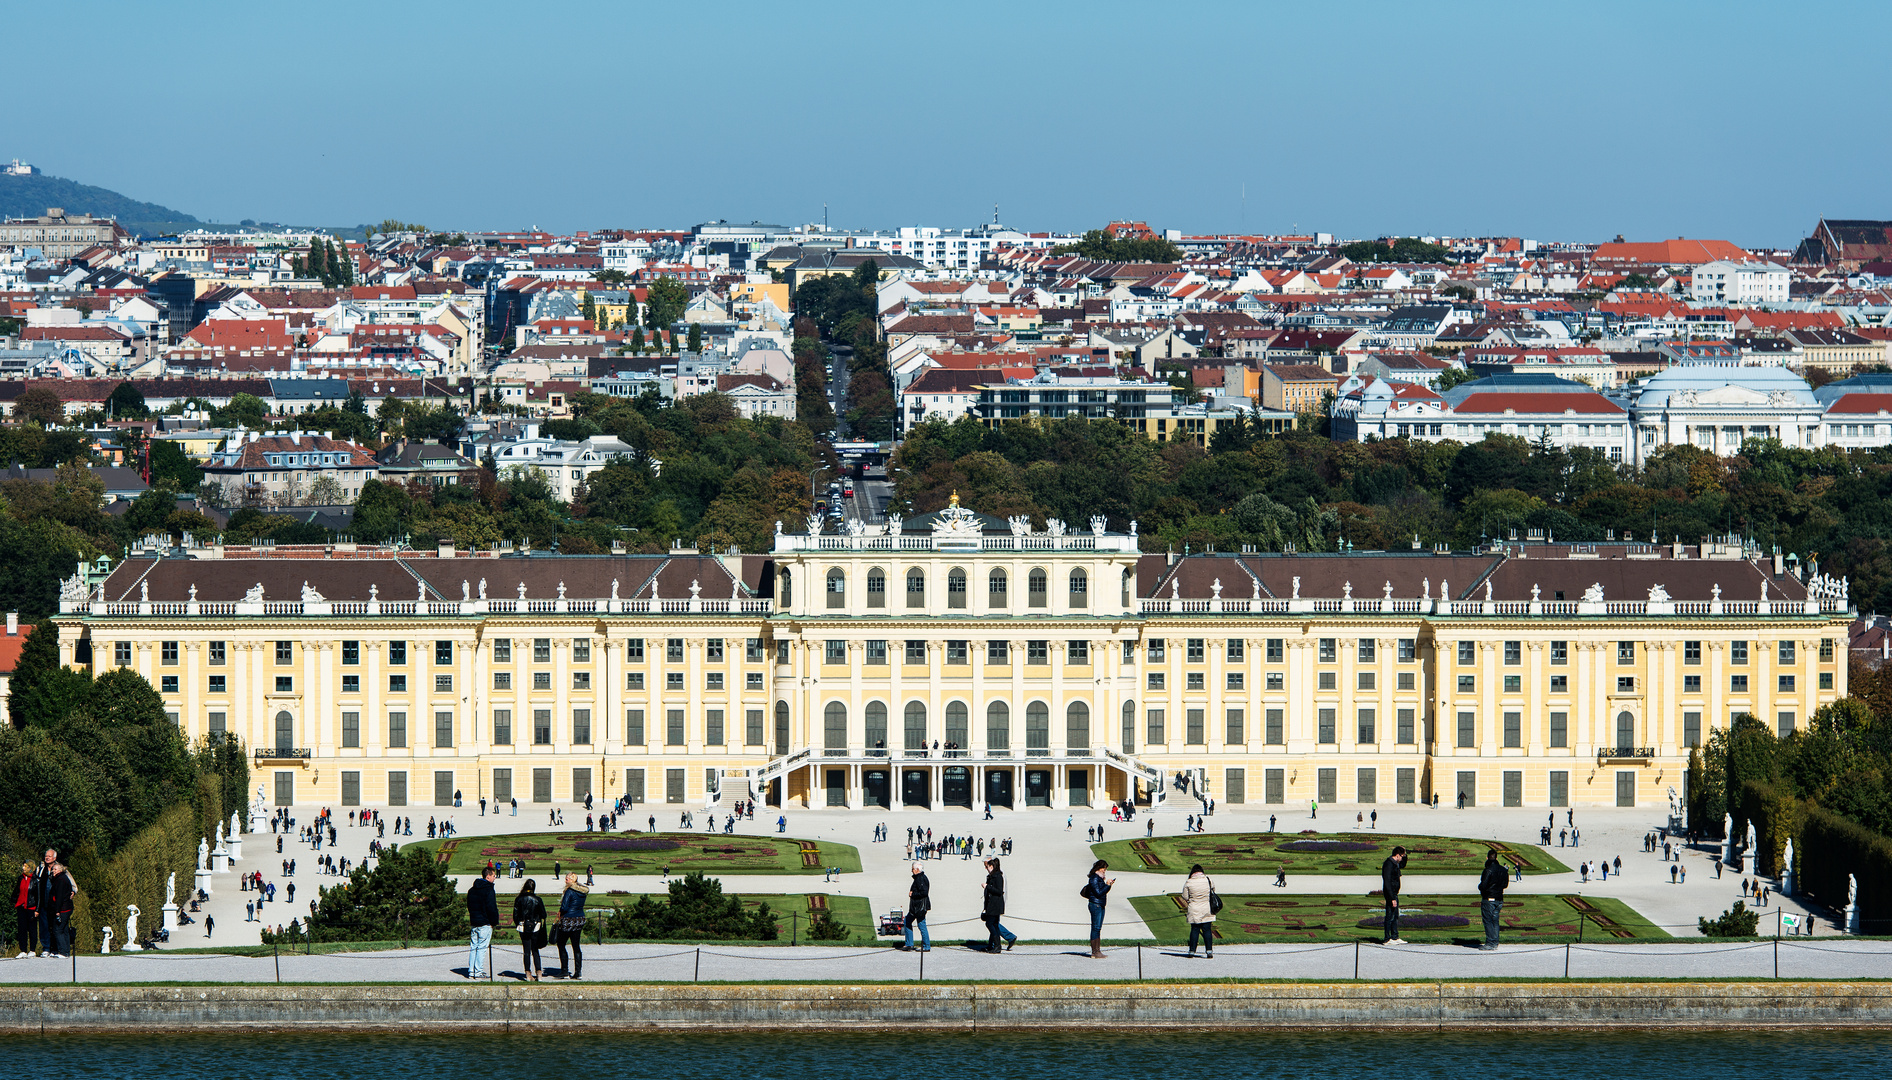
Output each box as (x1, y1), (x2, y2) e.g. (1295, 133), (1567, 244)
(949, 489), (960, 510)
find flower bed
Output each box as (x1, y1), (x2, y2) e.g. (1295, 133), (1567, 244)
(1354, 912), (1468, 930)
(573, 837), (682, 853)
(1274, 840), (1378, 853)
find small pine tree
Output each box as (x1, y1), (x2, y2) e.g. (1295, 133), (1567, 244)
(687, 322), (703, 354)
(631, 327), (644, 353)
(581, 291), (596, 324)
(307, 239), (327, 283)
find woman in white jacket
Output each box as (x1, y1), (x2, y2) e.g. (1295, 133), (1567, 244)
(1181, 863), (1216, 958)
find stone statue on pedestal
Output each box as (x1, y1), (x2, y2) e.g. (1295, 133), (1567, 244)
(197, 837), (209, 871)
(126, 905), (139, 948)
(166, 873), (175, 907)
(1747, 823), (1759, 874)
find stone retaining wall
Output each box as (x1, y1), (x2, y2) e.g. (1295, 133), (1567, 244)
(3, 983), (1891, 1031)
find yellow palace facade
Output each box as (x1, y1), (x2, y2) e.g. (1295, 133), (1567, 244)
(56, 501), (1850, 814)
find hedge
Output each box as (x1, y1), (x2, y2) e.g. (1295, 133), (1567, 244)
(1739, 777), (1892, 933)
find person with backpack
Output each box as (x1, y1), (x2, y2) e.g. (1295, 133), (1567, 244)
(1181, 863), (1218, 958)
(980, 858), (1015, 953)
(1477, 849), (1507, 950)
(901, 863), (931, 952)
(1083, 859), (1115, 959)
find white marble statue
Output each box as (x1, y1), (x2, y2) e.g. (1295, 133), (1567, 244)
(215, 821), (224, 848)
(197, 837), (209, 871)
(1045, 517), (1067, 537)
(479, 578), (488, 599)
(1484, 579), (1493, 602)
(1007, 515), (1031, 538)
(300, 581), (325, 602)
(610, 579), (620, 600)
(126, 904), (139, 947)
(1722, 813), (1733, 865)
(166, 873), (175, 907)
(418, 579), (427, 602)
(100, 926), (113, 953)
(804, 512), (823, 536)
(1648, 583), (1670, 602)
(1291, 576), (1301, 599)
(1747, 823), (1759, 873)
(461, 580), (470, 601)
(230, 811), (240, 840)
(1582, 582), (1605, 603)
(1848, 874), (1860, 933)
(243, 583), (265, 602)
(1089, 515), (1107, 535)
(1783, 838), (1796, 894)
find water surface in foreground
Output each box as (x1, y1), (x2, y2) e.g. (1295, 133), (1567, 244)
(6, 1030), (1888, 1079)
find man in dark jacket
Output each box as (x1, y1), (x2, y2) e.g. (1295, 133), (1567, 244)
(465, 866), (499, 979)
(30, 850), (56, 957)
(1380, 846), (1407, 945)
(980, 858), (1016, 952)
(1478, 850), (1508, 950)
(902, 863), (931, 952)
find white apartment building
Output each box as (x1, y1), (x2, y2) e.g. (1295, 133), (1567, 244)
(491, 434), (639, 502)
(1688, 261), (1791, 305)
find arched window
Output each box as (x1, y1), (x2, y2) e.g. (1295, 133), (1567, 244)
(1069, 568), (1088, 608)
(1616, 711), (1635, 751)
(1122, 567), (1134, 608)
(904, 701), (928, 749)
(986, 701), (1010, 750)
(824, 701), (848, 751)
(778, 568), (792, 611)
(1067, 701), (1090, 749)
(866, 568), (886, 608)
(773, 701), (789, 755)
(865, 701), (888, 751)
(1122, 700), (1136, 753)
(1026, 701), (1050, 751)
(988, 569), (1008, 608)
(1028, 568), (1048, 608)
(945, 701), (969, 748)
(274, 710), (294, 752)
(906, 568), (926, 608)
(825, 568), (845, 609)
(947, 567), (968, 609)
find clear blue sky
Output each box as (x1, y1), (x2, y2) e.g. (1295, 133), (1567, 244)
(15, 1), (1886, 246)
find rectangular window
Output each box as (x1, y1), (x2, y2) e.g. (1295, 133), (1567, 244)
(666, 709), (685, 745)
(208, 711), (227, 735)
(535, 768), (553, 804)
(1397, 767), (1416, 804)
(704, 639), (721, 663)
(492, 638), (510, 663)
(1732, 674), (1749, 693)
(1779, 641), (1797, 665)
(746, 709), (763, 746)
(1550, 675), (1568, 693)
(1146, 708), (1165, 745)
(1458, 641), (1475, 665)
(665, 672), (683, 689)
(1357, 708), (1375, 743)
(1226, 708), (1244, 744)
(1550, 711), (1567, 748)
(1550, 640), (1567, 666)
(388, 711), (407, 748)
(1549, 771), (1569, 808)
(1457, 710), (1475, 748)
(665, 638), (682, 663)
(1359, 638), (1376, 663)
(1265, 768), (1285, 805)
(493, 769), (513, 804)
(987, 641), (1009, 665)
(747, 638), (764, 663)
(1684, 675), (1701, 693)
(1227, 638), (1245, 663)
(1358, 671), (1376, 691)
(1123, 641), (1136, 664)
(434, 711), (454, 748)
(1266, 708), (1284, 745)
(574, 708), (592, 745)
(433, 771), (456, 807)
(1187, 672), (1205, 690)
(568, 637), (589, 664)
(1820, 672), (1834, 690)
(341, 771), (360, 807)
(1318, 708), (1336, 744)
(493, 671), (511, 690)
(1027, 640), (1049, 665)
(1503, 675), (1521, 692)
(867, 640), (889, 665)
(825, 640), (846, 664)
(627, 709), (645, 745)
(1267, 672), (1284, 690)
(161, 675), (178, 694)
(1617, 676), (1636, 693)
(1457, 675), (1475, 693)
(1397, 708), (1415, 744)
(1226, 768), (1246, 804)
(389, 640), (406, 665)
(435, 674), (453, 693)
(1069, 640), (1090, 665)
(1397, 672), (1415, 690)
(1266, 638), (1284, 663)
(435, 640), (453, 666)
(276, 640), (292, 664)
(208, 674), (227, 694)
(705, 709), (723, 745)
(161, 641), (179, 666)
(1358, 768), (1377, 804)
(626, 638), (645, 662)
(1187, 638), (1205, 663)
(626, 672), (644, 690)
(1731, 641), (1748, 665)
(1503, 641), (1520, 666)
(1820, 638), (1835, 662)
(1503, 770), (1522, 808)
(387, 771), (406, 806)
(1683, 710), (1701, 749)
(906, 641), (926, 664)
(1779, 674), (1797, 693)
(1186, 709), (1205, 745)
(1318, 768), (1337, 804)
(1684, 641), (1701, 665)
(1227, 672), (1244, 690)
(208, 641), (225, 666)
(1398, 638), (1416, 662)
(493, 709), (511, 745)
(1617, 641), (1634, 664)
(113, 641), (129, 666)
(747, 672), (763, 689)
(1148, 639), (1166, 662)
(1319, 638), (1336, 663)
(342, 711), (360, 748)
(665, 768), (685, 804)
(534, 709), (552, 745)
(275, 676), (293, 693)
(777, 641), (790, 665)
(1503, 711), (1521, 748)
(945, 640), (968, 665)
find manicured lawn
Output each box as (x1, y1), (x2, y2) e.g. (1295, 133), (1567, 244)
(1095, 831), (1570, 876)
(411, 832), (862, 876)
(1130, 891), (1665, 944)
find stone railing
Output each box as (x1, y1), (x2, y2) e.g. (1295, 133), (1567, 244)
(63, 595), (774, 617)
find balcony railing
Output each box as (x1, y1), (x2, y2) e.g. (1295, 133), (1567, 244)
(1597, 746), (1657, 762)
(254, 747), (312, 761)
(63, 596), (774, 617)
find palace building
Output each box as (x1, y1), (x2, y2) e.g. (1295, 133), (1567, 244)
(54, 499), (1851, 815)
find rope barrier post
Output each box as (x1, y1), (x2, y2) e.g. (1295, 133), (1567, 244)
(274, 939), (281, 983)
(1354, 939), (1360, 980)
(792, 912), (798, 947)
(1577, 912), (1585, 943)
(70, 947), (75, 984)
(918, 946), (924, 982)
(1137, 944), (1143, 981)
(1564, 942), (1570, 979)
(694, 947), (700, 982)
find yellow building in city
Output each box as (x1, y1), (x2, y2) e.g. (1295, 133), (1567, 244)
(56, 504), (1849, 814)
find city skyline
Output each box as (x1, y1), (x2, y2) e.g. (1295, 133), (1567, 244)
(8, 1), (1886, 245)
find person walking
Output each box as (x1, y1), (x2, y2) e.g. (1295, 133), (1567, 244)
(554, 873), (589, 979)
(902, 863), (931, 952)
(980, 858), (1016, 953)
(204, 915), (215, 939)
(1181, 864), (1216, 958)
(30, 850), (56, 958)
(13, 863), (36, 958)
(44, 860), (74, 958)
(466, 866), (498, 980)
(1477, 850), (1507, 951)
(1083, 859), (1115, 959)
(513, 878), (547, 981)
(1380, 846), (1408, 945)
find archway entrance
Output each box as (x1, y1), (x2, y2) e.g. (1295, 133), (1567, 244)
(1025, 769), (1052, 807)
(274, 710), (294, 752)
(901, 769), (930, 808)
(864, 769), (890, 809)
(985, 769), (1013, 809)
(942, 767), (971, 808)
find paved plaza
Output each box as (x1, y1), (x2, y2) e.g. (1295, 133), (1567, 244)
(3, 798), (1863, 983)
